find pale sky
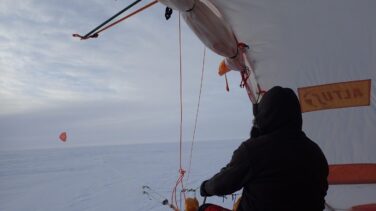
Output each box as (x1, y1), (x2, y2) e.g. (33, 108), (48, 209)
(0, 0), (253, 150)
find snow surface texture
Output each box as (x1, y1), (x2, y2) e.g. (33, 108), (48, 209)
(0, 140), (241, 211)
(1, 140), (375, 211)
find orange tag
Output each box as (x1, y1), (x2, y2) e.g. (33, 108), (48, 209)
(298, 79), (371, 112)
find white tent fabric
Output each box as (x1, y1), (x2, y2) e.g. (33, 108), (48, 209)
(160, 0), (376, 209)
(212, 0), (376, 162)
(216, 1), (376, 209)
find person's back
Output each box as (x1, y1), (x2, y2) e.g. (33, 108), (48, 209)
(238, 128), (328, 210)
(200, 86), (328, 211)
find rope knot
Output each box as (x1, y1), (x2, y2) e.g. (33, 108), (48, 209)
(237, 42), (249, 50)
(240, 73), (250, 88)
(179, 168), (186, 175)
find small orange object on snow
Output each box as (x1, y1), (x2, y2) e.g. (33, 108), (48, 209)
(59, 132), (67, 142)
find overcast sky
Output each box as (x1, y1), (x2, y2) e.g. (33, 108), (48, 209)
(0, 0), (253, 150)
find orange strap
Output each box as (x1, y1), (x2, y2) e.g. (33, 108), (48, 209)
(352, 203), (376, 211)
(73, 0), (158, 40)
(328, 163), (376, 185)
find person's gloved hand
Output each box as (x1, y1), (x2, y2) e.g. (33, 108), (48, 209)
(200, 180), (212, 197)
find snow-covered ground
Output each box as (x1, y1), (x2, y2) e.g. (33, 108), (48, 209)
(0, 140), (243, 211)
(2, 139), (375, 211)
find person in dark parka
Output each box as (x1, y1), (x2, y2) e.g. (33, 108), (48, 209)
(200, 86), (329, 211)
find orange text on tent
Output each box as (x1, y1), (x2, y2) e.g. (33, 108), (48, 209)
(298, 79), (371, 112)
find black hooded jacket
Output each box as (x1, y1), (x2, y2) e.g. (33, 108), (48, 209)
(202, 86), (329, 211)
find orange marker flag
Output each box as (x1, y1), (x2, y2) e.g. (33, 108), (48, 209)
(59, 132), (67, 142)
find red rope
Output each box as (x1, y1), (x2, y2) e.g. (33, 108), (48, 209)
(237, 43), (259, 103)
(171, 12), (186, 210)
(171, 169), (186, 208)
(187, 47), (206, 181)
(240, 71), (256, 102)
(73, 0), (158, 40)
(178, 12), (183, 176)
(225, 74), (230, 92)
(237, 41), (267, 102)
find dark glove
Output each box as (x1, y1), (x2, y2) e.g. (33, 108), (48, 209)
(200, 180), (212, 197)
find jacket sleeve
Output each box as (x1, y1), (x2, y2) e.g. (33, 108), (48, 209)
(204, 141), (253, 196)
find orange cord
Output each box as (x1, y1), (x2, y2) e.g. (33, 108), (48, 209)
(187, 47), (206, 181)
(73, 0), (158, 40)
(171, 12), (186, 210)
